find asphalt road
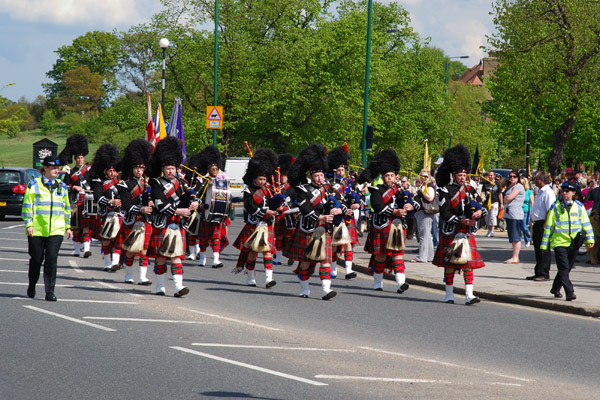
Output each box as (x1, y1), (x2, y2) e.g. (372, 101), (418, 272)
(1, 212), (599, 399)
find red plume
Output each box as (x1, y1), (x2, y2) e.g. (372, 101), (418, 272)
(343, 142), (349, 153)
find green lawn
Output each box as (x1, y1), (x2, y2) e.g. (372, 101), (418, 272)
(0, 128), (99, 168)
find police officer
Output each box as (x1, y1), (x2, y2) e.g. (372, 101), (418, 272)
(22, 156), (72, 301)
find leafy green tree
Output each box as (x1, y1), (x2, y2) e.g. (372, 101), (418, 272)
(56, 66), (105, 114)
(118, 26), (161, 97)
(487, 0), (600, 175)
(40, 110), (56, 133)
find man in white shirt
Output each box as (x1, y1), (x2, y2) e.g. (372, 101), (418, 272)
(528, 172), (556, 281)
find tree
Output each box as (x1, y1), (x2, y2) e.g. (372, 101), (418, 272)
(44, 31), (123, 109)
(56, 66), (104, 114)
(40, 110), (56, 133)
(487, 0), (600, 175)
(118, 26), (161, 97)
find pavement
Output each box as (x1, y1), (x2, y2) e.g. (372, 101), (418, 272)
(341, 229), (600, 318)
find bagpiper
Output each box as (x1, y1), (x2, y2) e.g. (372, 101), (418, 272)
(90, 144), (123, 272)
(358, 149), (417, 293)
(185, 146), (229, 268)
(432, 145), (486, 305)
(273, 153), (297, 266)
(117, 139), (154, 285)
(327, 145), (360, 280)
(147, 137), (197, 297)
(58, 134), (92, 258)
(233, 148), (279, 288)
(284, 144), (339, 300)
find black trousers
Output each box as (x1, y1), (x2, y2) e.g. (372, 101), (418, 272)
(552, 245), (577, 296)
(28, 235), (63, 295)
(532, 220), (551, 278)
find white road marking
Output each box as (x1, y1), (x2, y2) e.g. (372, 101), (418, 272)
(170, 346), (328, 386)
(97, 281), (143, 298)
(13, 298), (138, 304)
(68, 259), (83, 273)
(489, 382), (523, 387)
(1, 282), (73, 287)
(0, 258), (28, 262)
(359, 346), (535, 383)
(179, 307), (283, 331)
(2, 224), (24, 230)
(0, 269), (65, 275)
(23, 305), (116, 332)
(0, 237), (28, 241)
(315, 375), (450, 384)
(0, 246), (28, 250)
(84, 317), (215, 324)
(191, 343), (355, 352)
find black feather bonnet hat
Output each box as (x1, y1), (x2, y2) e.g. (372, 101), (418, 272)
(436, 144), (471, 187)
(149, 137), (183, 178)
(327, 146), (349, 175)
(90, 144), (120, 179)
(186, 145), (223, 175)
(243, 148), (278, 186)
(277, 153), (295, 176)
(120, 139), (154, 179)
(287, 144), (328, 186)
(357, 149), (400, 184)
(58, 134), (89, 165)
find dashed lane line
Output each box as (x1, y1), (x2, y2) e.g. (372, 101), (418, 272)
(85, 317), (216, 324)
(314, 375), (450, 384)
(2, 224), (25, 230)
(178, 307), (284, 331)
(23, 305), (116, 332)
(68, 259), (83, 273)
(1, 282), (73, 287)
(96, 280), (143, 298)
(170, 346), (328, 386)
(191, 343), (355, 352)
(13, 298), (138, 304)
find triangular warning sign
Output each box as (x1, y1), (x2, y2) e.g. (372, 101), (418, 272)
(208, 107), (222, 121)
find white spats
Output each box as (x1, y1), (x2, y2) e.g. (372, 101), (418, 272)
(265, 269), (276, 288)
(138, 266), (151, 285)
(198, 252), (206, 267)
(212, 252), (221, 266)
(173, 274), (189, 297)
(464, 284), (480, 305)
(444, 285), (455, 304)
(72, 241), (82, 256)
(155, 273), (166, 295)
(321, 279), (337, 300)
(373, 273), (384, 291)
(246, 269), (256, 286)
(111, 252), (120, 268)
(124, 265), (134, 284)
(299, 280), (310, 298)
(103, 253), (112, 270)
(345, 260), (353, 273)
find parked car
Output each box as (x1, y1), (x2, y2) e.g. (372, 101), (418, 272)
(0, 167), (41, 220)
(224, 157), (249, 203)
(491, 168), (511, 179)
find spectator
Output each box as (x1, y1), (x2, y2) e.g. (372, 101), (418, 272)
(527, 172), (556, 281)
(582, 179), (595, 215)
(503, 170), (525, 263)
(482, 171), (503, 237)
(521, 177), (534, 247)
(411, 169), (436, 263)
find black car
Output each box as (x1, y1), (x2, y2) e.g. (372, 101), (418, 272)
(0, 167), (41, 220)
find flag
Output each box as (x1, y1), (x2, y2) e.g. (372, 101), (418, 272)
(476, 147), (485, 175)
(423, 139), (430, 171)
(145, 92), (155, 148)
(167, 98), (186, 162)
(153, 103), (167, 144)
(471, 145), (480, 175)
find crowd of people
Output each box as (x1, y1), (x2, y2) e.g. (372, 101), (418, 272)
(21, 134), (597, 304)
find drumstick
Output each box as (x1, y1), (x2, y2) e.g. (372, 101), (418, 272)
(276, 167), (281, 192)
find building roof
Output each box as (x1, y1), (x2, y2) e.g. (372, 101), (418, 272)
(460, 57), (498, 86)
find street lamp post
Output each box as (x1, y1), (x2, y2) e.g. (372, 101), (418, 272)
(361, 0), (373, 168)
(213, 0), (219, 147)
(159, 38), (170, 108)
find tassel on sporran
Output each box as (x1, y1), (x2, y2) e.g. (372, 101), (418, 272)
(243, 222), (271, 253)
(100, 211), (121, 240)
(159, 223), (184, 258)
(184, 211), (200, 236)
(304, 226), (327, 261)
(448, 232), (471, 264)
(331, 222), (351, 247)
(71, 209), (80, 230)
(121, 221), (146, 254)
(386, 218), (405, 251)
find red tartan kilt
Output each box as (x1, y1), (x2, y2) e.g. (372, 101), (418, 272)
(432, 229), (485, 270)
(82, 215), (101, 239)
(364, 224), (404, 256)
(284, 226), (333, 264)
(147, 217), (186, 259)
(233, 223), (275, 253)
(192, 221), (229, 250)
(346, 217), (360, 246)
(274, 215), (288, 239)
(119, 220), (152, 255)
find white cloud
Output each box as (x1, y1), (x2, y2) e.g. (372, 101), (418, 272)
(0, 0), (159, 28)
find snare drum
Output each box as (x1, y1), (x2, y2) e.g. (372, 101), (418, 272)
(83, 193), (98, 216)
(203, 178), (231, 223)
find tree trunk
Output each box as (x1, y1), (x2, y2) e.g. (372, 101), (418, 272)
(548, 117), (576, 176)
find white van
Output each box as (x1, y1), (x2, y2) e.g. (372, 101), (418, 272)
(224, 157), (249, 202)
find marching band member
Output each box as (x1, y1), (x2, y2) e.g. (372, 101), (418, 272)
(327, 145), (360, 280)
(90, 144), (123, 272)
(284, 144), (339, 300)
(358, 149), (417, 293)
(58, 134), (92, 258)
(187, 146), (229, 268)
(147, 137), (197, 297)
(273, 153), (296, 266)
(117, 139), (154, 285)
(433, 145), (486, 305)
(233, 149), (278, 288)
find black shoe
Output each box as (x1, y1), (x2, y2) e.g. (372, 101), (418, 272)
(110, 264), (121, 272)
(83, 251), (92, 258)
(444, 299), (455, 304)
(137, 280), (152, 286)
(345, 272), (357, 280)
(397, 283), (410, 294)
(566, 293), (576, 301)
(156, 292), (165, 296)
(533, 276), (550, 281)
(45, 293), (57, 302)
(322, 290), (337, 300)
(174, 287), (190, 297)
(266, 280), (277, 289)
(374, 288), (383, 291)
(212, 263), (224, 269)
(103, 267), (111, 272)
(287, 259), (294, 266)
(247, 283), (257, 287)
(27, 286), (35, 298)
(300, 294), (308, 298)
(525, 275), (537, 280)
(550, 289), (562, 298)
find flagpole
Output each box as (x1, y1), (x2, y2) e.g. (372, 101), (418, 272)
(213, 0), (219, 147)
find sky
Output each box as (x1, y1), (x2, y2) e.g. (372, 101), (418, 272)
(0, 0), (497, 103)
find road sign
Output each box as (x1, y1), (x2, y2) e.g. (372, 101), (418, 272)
(206, 106), (223, 129)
